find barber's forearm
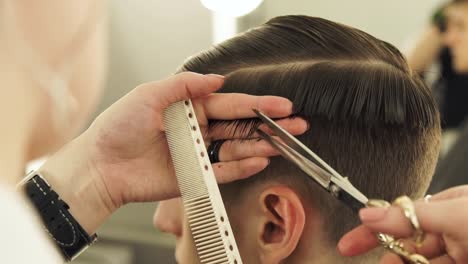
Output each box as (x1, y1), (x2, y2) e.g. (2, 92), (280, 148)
(39, 130), (116, 235)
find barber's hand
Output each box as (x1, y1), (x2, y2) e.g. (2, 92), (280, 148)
(337, 185), (468, 264)
(89, 72), (306, 205)
(41, 72), (307, 234)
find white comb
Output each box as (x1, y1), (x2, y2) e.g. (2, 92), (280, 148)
(163, 100), (243, 264)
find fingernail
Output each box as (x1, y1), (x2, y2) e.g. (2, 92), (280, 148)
(205, 73), (225, 80)
(359, 207), (388, 222)
(337, 240), (350, 255)
(281, 100), (293, 113)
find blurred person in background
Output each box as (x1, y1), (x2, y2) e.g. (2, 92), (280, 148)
(406, 0), (468, 134)
(407, 0), (468, 194)
(0, 1), (107, 262)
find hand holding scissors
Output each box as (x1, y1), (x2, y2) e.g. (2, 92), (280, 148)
(254, 109), (430, 264)
(339, 185), (468, 264)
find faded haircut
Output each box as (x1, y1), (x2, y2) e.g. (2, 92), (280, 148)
(177, 15), (441, 258)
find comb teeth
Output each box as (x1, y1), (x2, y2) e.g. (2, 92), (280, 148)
(186, 196), (225, 261)
(163, 100), (242, 264)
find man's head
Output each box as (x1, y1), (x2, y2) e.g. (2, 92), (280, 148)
(444, 0), (468, 72)
(154, 16), (441, 263)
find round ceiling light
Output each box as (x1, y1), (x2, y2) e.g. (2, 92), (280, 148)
(200, 0), (264, 17)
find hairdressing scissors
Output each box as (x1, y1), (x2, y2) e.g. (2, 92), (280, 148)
(253, 109), (368, 213)
(253, 109), (429, 264)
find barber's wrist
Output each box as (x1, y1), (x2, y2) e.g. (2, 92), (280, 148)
(40, 130), (117, 235)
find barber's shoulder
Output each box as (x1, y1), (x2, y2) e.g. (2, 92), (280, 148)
(0, 184), (62, 263)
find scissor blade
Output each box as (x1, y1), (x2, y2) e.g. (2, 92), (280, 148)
(258, 129), (368, 210)
(253, 109), (344, 179)
(331, 176), (369, 205)
(254, 109), (369, 207)
(257, 129), (332, 189)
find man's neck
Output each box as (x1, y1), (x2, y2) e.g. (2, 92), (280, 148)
(288, 238), (369, 264)
(281, 215), (335, 263)
(283, 216), (373, 264)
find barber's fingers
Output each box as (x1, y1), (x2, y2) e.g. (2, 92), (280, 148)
(338, 225), (380, 256)
(339, 228), (449, 263)
(257, 118), (309, 135)
(139, 72), (297, 129)
(416, 234), (446, 258)
(389, 234), (446, 259)
(208, 117), (308, 140)
(201, 93), (293, 120)
(140, 72), (225, 110)
(359, 199), (468, 238)
(211, 157), (269, 184)
(431, 185), (468, 202)
(341, 235), (452, 264)
(380, 253), (404, 264)
(338, 225), (446, 258)
(379, 252), (456, 264)
(217, 138), (279, 162)
(430, 254), (456, 264)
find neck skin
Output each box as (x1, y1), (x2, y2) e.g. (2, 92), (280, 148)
(288, 226), (376, 264)
(288, 229), (368, 264)
(285, 211), (339, 263)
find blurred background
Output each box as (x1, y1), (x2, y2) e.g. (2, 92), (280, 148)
(58, 0), (455, 263)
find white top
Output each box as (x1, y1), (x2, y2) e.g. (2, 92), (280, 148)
(0, 184), (62, 263)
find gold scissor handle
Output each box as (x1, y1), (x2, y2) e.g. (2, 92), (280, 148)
(366, 199), (429, 264)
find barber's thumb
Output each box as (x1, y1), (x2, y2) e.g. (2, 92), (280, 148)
(145, 72), (225, 110)
(161, 72), (224, 103)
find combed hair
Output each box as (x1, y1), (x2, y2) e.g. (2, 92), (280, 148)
(177, 16), (441, 262)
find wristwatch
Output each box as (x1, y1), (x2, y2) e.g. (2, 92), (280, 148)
(18, 171), (97, 261)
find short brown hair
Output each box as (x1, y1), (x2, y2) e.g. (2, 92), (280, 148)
(178, 15), (441, 259)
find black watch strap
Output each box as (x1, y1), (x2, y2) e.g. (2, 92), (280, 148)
(22, 173), (97, 261)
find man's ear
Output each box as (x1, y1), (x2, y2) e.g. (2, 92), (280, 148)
(257, 185), (305, 263)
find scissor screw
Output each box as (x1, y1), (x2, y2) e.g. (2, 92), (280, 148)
(330, 184), (340, 198)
